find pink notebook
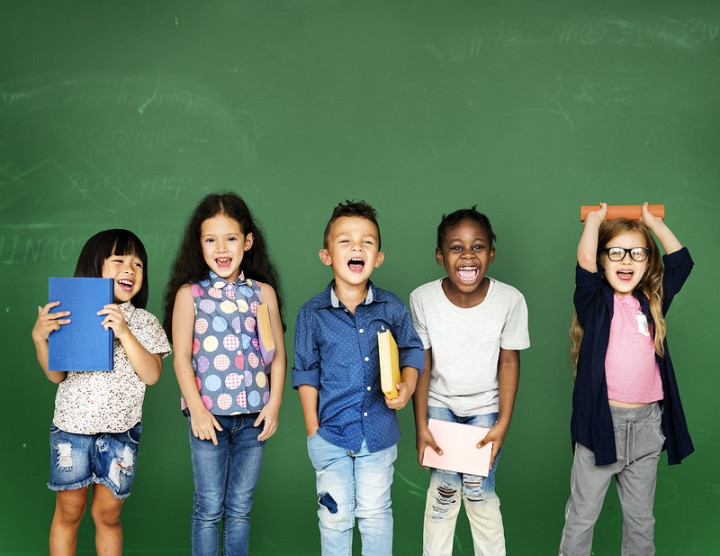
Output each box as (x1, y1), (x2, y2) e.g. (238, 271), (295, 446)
(422, 418), (493, 477)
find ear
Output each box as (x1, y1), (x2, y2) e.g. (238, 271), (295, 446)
(319, 249), (332, 266)
(435, 248), (444, 265)
(374, 251), (385, 268)
(244, 233), (254, 252)
(489, 246), (496, 262)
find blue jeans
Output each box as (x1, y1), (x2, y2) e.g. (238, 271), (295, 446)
(307, 434), (397, 556)
(188, 414), (265, 556)
(424, 407), (505, 556)
(48, 422), (142, 499)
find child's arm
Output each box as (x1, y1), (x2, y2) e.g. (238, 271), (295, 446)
(254, 283), (287, 441)
(385, 365), (419, 411)
(31, 302), (70, 384)
(98, 304), (162, 385)
(412, 348), (441, 466)
(298, 385), (320, 436)
(640, 201), (683, 255)
(478, 348), (520, 468)
(577, 202), (607, 272)
(172, 284), (223, 445)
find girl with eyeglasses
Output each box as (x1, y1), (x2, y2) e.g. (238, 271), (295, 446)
(559, 202), (694, 555)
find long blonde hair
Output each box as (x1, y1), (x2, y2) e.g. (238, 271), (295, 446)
(570, 218), (666, 372)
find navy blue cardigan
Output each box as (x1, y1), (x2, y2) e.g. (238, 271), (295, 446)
(571, 247), (694, 466)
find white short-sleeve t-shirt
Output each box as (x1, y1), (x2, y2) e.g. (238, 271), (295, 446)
(410, 278), (530, 416)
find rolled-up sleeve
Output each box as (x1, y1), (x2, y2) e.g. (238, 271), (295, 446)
(291, 303), (320, 389)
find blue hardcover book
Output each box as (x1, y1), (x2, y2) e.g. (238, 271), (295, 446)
(48, 277), (114, 371)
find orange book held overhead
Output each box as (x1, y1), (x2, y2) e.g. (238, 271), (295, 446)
(580, 204), (664, 222)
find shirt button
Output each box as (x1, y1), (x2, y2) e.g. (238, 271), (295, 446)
(359, 329), (364, 333)
(364, 357), (369, 362)
(364, 412), (368, 417)
(366, 386), (371, 391)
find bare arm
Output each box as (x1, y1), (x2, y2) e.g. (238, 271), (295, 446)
(298, 384), (320, 437)
(412, 348), (440, 466)
(99, 304), (162, 385)
(577, 202), (607, 272)
(172, 285), (223, 445)
(31, 302), (70, 384)
(479, 348), (520, 468)
(254, 283), (287, 441)
(640, 202), (682, 254)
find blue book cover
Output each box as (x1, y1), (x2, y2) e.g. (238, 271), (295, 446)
(48, 277), (114, 371)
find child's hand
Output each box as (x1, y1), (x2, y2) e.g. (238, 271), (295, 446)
(98, 304), (130, 339)
(385, 380), (414, 410)
(255, 399), (280, 441)
(640, 201), (663, 230)
(189, 407), (223, 446)
(32, 302), (70, 343)
(416, 423), (442, 467)
(478, 421), (509, 470)
(585, 202), (608, 226)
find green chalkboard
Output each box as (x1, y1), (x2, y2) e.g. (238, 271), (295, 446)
(2, 0), (718, 554)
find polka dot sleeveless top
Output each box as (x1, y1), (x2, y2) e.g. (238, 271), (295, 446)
(183, 271), (270, 415)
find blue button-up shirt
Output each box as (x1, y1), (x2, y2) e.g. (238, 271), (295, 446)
(292, 281), (425, 453)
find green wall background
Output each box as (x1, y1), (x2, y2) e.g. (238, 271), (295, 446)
(1, 1), (718, 554)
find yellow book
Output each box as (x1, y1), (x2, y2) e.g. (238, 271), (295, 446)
(256, 303), (275, 364)
(378, 329), (401, 400)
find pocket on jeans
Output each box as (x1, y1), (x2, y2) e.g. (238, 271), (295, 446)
(125, 423), (142, 445)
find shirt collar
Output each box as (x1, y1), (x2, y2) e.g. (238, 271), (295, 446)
(327, 280), (376, 309)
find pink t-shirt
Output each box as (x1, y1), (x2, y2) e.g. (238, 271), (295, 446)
(605, 295), (663, 404)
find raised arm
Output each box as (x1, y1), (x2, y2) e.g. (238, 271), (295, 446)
(577, 202), (607, 272)
(640, 202), (682, 255)
(31, 302), (70, 384)
(99, 304), (162, 385)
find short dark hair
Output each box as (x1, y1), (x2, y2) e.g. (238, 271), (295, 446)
(436, 206), (496, 250)
(74, 229), (149, 308)
(323, 199), (381, 249)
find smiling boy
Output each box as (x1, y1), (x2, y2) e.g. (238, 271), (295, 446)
(292, 200), (425, 555)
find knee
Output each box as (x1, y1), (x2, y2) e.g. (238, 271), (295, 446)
(427, 483), (460, 520)
(462, 476), (489, 504)
(55, 495), (87, 527)
(317, 491), (352, 531)
(91, 501), (122, 529)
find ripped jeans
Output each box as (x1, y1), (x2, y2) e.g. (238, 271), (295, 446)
(307, 433), (396, 556)
(424, 407), (505, 556)
(48, 422), (142, 499)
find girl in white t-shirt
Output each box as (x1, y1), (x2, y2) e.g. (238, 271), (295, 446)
(32, 229), (170, 556)
(410, 207), (530, 556)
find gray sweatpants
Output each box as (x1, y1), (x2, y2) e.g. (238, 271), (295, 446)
(559, 402), (664, 556)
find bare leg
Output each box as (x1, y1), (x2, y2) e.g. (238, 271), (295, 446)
(49, 487), (89, 556)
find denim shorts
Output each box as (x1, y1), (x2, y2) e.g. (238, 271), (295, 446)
(48, 422), (142, 499)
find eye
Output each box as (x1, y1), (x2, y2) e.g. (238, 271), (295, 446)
(472, 245), (485, 251)
(450, 245), (462, 251)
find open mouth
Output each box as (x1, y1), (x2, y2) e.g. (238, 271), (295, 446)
(457, 266), (479, 283)
(348, 258), (366, 273)
(616, 269), (634, 283)
(216, 257), (232, 269)
(117, 279), (134, 292)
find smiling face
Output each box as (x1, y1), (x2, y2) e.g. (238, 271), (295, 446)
(200, 213), (253, 283)
(319, 215), (384, 291)
(600, 230), (649, 297)
(436, 217), (495, 305)
(101, 252), (144, 303)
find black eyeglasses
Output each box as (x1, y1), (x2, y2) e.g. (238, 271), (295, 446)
(601, 247), (650, 262)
